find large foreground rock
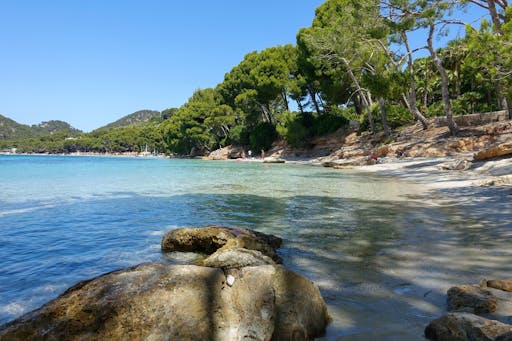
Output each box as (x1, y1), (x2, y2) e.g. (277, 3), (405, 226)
(0, 263), (329, 341)
(425, 312), (512, 341)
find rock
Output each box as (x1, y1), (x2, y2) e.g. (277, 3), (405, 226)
(425, 312), (512, 341)
(200, 247), (276, 268)
(226, 274), (235, 287)
(474, 142), (512, 161)
(161, 225), (282, 259)
(209, 146), (231, 160)
(496, 331), (512, 341)
(487, 279), (512, 292)
(161, 225), (236, 254)
(228, 146), (245, 159)
(438, 159), (472, 171)
(374, 145), (390, 157)
(447, 285), (497, 314)
(218, 234), (282, 262)
(224, 265), (330, 341)
(478, 176), (512, 187)
(322, 157), (372, 168)
(262, 157), (285, 163)
(0, 263), (330, 341)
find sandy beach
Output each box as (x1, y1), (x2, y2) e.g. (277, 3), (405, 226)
(355, 156), (512, 190)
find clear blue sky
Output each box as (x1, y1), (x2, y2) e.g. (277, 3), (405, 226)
(0, 0), (324, 131)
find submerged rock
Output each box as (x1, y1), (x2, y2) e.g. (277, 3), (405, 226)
(447, 285), (497, 314)
(0, 263), (329, 341)
(425, 312), (512, 341)
(487, 279), (512, 292)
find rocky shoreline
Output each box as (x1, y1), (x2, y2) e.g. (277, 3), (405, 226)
(425, 279), (512, 340)
(0, 226), (330, 341)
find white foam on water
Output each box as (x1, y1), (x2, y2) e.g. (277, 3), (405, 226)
(0, 302), (27, 316)
(0, 204), (57, 217)
(148, 231), (165, 236)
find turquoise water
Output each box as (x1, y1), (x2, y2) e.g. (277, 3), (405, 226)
(1, 155), (511, 339)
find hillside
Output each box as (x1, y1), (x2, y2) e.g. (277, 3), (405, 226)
(0, 115), (81, 140)
(265, 111), (512, 165)
(0, 115), (34, 139)
(31, 120), (82, 136)
(95, 110), (161, 131)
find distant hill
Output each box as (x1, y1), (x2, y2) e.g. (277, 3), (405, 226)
(0, 114), (81, 140)
(0, 115), (34, 139)
(95, 110), (162, 131)
(31, 120), (82, 136)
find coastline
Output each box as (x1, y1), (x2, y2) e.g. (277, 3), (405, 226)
(0, 151), (170, 159)
(3, 150), (511, 191)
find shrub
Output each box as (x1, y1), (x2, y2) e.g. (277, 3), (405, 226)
(249, 122), (278, 151)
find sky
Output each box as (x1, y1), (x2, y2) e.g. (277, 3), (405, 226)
(0, 0), (324, 131)
(0, 1), (489, 132)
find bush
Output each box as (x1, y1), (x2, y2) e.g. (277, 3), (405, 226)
(276, 111), (311, 148)
(386, 104), (414, 128)
(229, 125), (249, 146)
(311, 107), (350, 136)
(249, 122), (278, 151)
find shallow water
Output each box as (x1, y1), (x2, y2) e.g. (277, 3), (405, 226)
(0, 155), (511, 339)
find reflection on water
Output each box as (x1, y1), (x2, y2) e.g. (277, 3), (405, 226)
(0, 156), (511, 340)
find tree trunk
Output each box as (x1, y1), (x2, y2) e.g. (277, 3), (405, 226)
(427, 23), (458, 136)
(281, 91), (289, 111)
(307, 85), (322, 115)
(296, 99), (304, 114)
(401, 32), (429, 130)
(260, 104), (273, 124)
(455, 64), (461, 98)
(378, 98), (391, 137)
(507, 97), (512, 120)
(341, 58), (375, 134)
(496, 81), (508, 110)
(487, 0), (503, 33)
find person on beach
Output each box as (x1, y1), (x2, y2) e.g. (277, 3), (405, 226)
(261, 149), (265, 159)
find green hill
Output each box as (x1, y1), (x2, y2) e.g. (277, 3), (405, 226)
(0, 114), (81, 140)
(0, 115), (34, 139)
(95, 110), (161, 131)
(31, 120), (82, 136)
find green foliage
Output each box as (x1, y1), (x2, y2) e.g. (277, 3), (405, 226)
(311, 109), (349, 136)
(276, 111), (310, 147)
(249, 122), (278, 151)
(385, 104), (414, 127)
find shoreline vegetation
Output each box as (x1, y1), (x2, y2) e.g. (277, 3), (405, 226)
(2, 116), (511, 194)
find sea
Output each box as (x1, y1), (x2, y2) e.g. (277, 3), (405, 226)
(1, 154), (511, 339)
